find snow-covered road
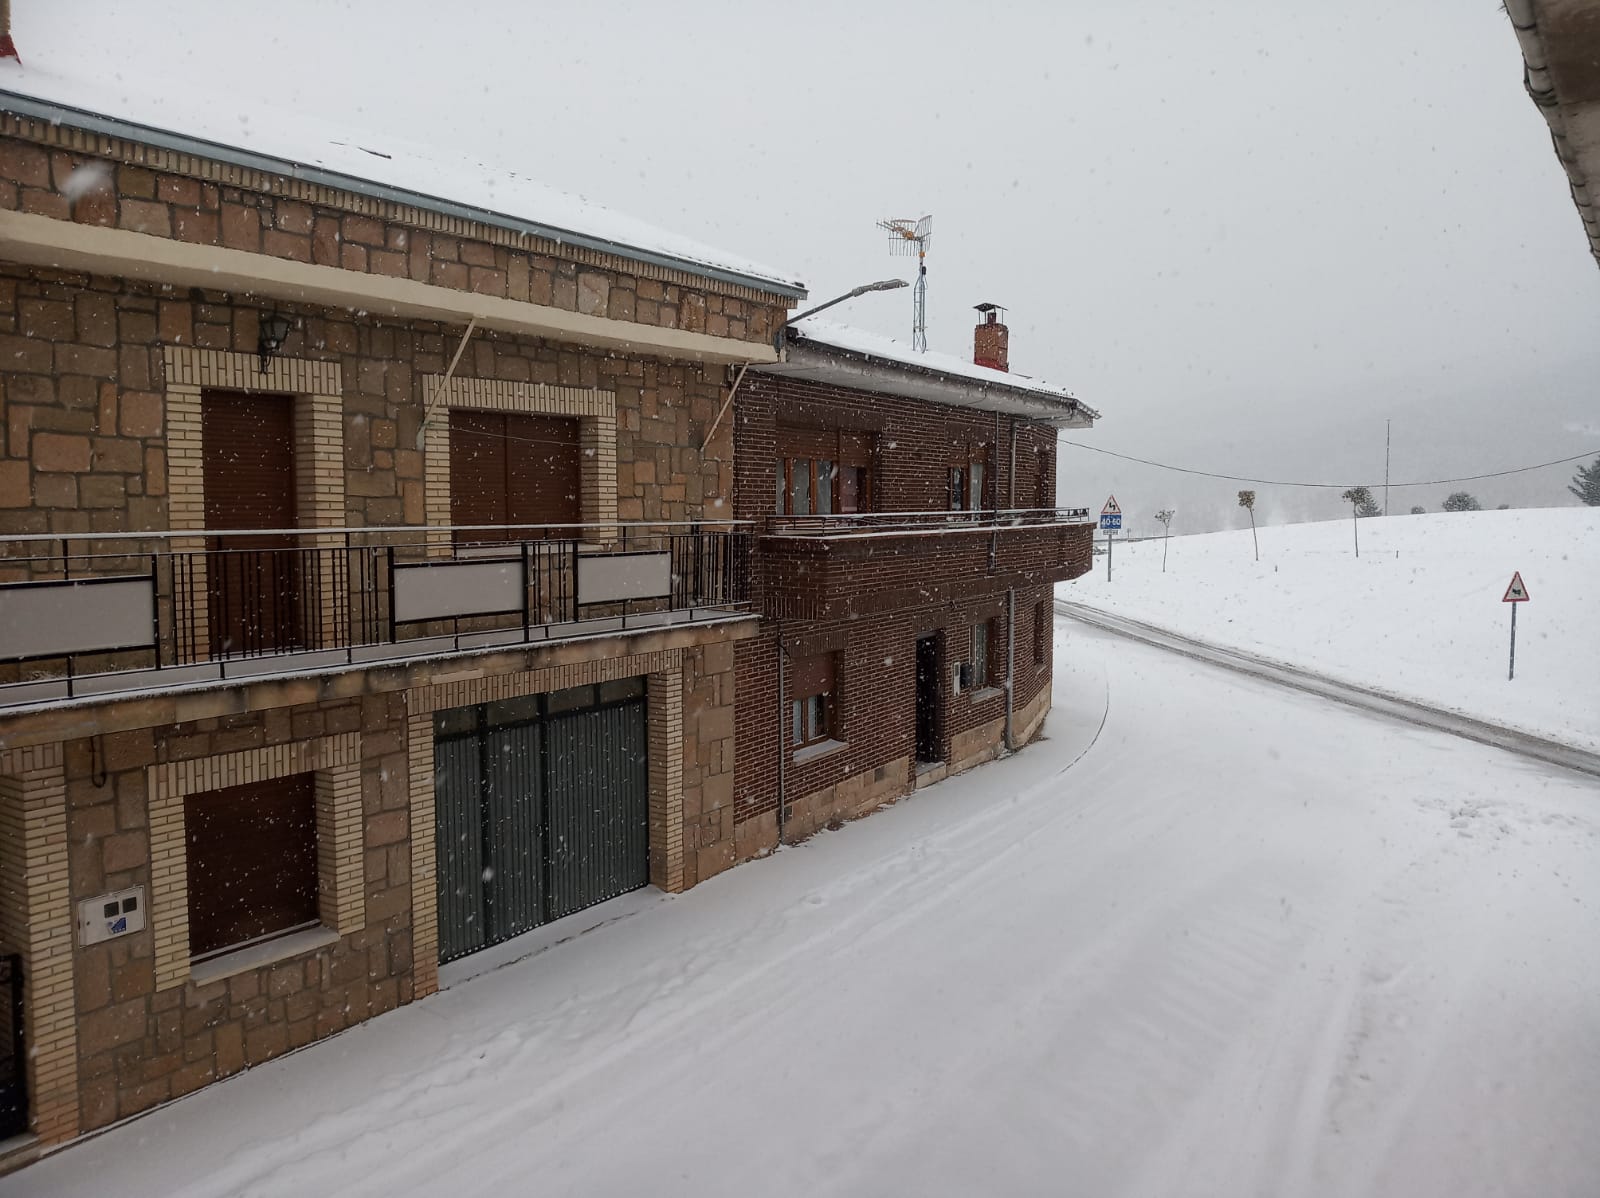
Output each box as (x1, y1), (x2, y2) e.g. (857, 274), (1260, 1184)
(12, 625), (1599, 1198)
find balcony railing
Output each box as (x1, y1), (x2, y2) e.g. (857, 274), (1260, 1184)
(763, 506), (1093, 537)
(0, 522), (750, 707)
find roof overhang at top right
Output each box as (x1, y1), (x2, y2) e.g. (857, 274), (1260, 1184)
(1508, 0), (1600, 269)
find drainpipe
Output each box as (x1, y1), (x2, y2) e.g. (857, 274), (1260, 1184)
(774, 617), (788, 845)
(1008, 418), (1017, 510)
(1003, 587), (1016, 751)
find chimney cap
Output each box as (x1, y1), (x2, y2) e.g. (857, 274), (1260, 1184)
(973, 302), (1006, 316)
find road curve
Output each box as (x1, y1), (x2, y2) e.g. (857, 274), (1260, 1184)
(1056, 598), (1600, 781)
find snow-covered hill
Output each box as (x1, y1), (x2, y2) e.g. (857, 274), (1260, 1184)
(1063, 507), (1598, 751)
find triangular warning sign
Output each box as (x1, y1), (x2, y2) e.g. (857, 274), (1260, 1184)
(1101, 495), (1121, 516)
(1501, 571), (1529, 603)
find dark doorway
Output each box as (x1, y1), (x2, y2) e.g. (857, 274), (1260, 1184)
(202, 390), (303, 656)
(0, 954), (23, 1139)
(915, 634), (942, 764)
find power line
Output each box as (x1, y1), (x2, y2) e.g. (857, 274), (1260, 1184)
(1058, 441), (1599, 490)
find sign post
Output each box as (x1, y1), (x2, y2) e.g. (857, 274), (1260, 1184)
(1501, 571), (1529, 680)
(1099, 496), (1122, 581)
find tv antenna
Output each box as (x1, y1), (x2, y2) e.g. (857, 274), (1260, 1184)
(878, 215), (931, 351)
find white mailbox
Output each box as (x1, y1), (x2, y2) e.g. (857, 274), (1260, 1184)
(77, 886), (146, 946)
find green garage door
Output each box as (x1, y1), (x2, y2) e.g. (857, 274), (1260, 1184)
(434, 678), (648, 963)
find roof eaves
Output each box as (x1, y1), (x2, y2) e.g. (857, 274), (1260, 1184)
(0, 89), (810, 299)
(772, 334), (1100, 426)
(1505, 0), (1600, 269)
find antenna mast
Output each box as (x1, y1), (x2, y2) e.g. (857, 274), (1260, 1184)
(878, 215), (932, 351)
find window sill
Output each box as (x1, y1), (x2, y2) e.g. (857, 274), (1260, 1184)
(968, 686), (1004, 703)
(792, 738), (848, 766)
(188, 925), (340, 988)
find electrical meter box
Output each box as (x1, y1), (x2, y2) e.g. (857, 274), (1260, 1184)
(77, 886), (146, 946)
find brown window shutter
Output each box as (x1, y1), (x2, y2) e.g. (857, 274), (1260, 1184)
(202, 392), (301, 655)
(777, 426), (838, 461)
(789, 652), (835, 699)
(838, 431), (875, 465)
(202, 391), (296, 532)
(185, 774), (319, 958)
(506, 413), (582, 530)
(450, 411), (511, 538)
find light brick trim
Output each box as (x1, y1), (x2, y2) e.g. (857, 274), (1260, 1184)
(0, 114), (792, 307)
(406, 648), (684, 988)
(420, 376), (617, 549)
(146, 732), (364, 991)
(647, 669), (685, 893)
(162, 347), (346, 658)
(0, 743), (80, 1144)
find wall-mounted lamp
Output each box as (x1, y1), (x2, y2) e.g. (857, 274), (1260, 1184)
(258, 313), (293, 372)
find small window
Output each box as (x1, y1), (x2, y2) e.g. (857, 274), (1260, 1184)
(969, 461), (986, 512)
(949, 466), (967, 511)
(186, 775), (319, 960)
(1033, 601), (1049, 665)
(971, 621), (991, 688)
(789, 652), (836, 750)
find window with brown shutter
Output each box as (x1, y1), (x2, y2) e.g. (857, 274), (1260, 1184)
(777, 427), (875, 516)
(184, 774), (319, 959)
(450, 411), (582, 541)
(789, 651), (837, 748)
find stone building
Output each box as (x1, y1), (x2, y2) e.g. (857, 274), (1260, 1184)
(730, 312), (1097, 855)
(0, 80), (803, 1160)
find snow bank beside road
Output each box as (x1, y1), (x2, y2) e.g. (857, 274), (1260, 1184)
(1063, 507), (1598, 751)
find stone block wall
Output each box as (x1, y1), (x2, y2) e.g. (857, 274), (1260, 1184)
(0, 265), (745, 542)
(62, 692), (413, 1132)
(0, 123), (789, 349)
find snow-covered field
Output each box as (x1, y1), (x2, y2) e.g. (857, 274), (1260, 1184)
(10, 629), (1598, 1198)
(1065, 507), (1599, 751)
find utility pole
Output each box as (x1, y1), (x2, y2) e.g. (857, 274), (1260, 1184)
(1384, 419), (1391, 516)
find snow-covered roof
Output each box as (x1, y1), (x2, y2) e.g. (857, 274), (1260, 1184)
(0, 58), (806, 298)
(770, 317), (1099, 425)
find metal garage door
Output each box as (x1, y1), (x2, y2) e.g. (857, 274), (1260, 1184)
(433, 678), (648, 963)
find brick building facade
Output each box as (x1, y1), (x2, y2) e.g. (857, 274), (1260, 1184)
(730, 321), (1096, 856)
(0, 78), (1097, 1171)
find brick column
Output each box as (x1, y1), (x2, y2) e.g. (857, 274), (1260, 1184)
(647, 667), (685, 893)
(405, 710), (440, 998)
(0, 744), (81, 1144)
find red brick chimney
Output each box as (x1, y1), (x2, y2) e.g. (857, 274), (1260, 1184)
(0, 0), (19, 63)
(973, 302), (1008, 372)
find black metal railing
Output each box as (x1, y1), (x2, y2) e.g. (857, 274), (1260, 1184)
(763, 506), (1093, 536)
(0, 522), (751, 705)
(0, 954), (23, 1140)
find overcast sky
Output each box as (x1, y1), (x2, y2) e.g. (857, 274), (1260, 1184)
(20, 1), (1600, 531)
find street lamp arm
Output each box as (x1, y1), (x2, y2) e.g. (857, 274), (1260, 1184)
(776, 278), (908, 347)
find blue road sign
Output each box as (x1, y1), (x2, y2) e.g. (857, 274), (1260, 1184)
(1099, 514), (1122, 531)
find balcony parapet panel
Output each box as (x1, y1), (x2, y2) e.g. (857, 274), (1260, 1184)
(754, 507), (1094, 620)
(0, 521), (750, 709)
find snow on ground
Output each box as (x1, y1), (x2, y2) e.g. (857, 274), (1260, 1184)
(1064, 507), (1599, 752)
(9, 629), (1599, 1198)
